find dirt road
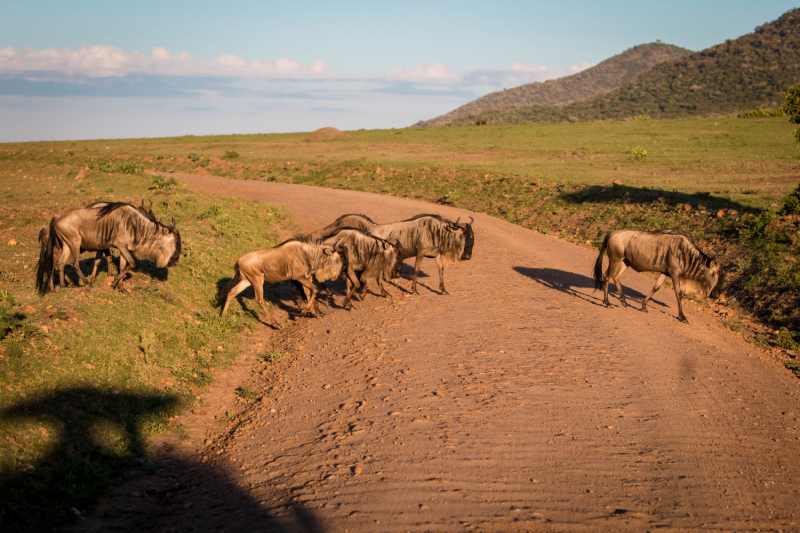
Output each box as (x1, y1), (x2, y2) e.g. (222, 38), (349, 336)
(75, 174), (800, 532)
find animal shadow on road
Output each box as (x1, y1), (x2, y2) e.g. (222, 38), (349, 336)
(214, 277), (346, 327)
(513, 266), (668, 309)
(0, 387), (325, 533)
(60, 256), (170, 288)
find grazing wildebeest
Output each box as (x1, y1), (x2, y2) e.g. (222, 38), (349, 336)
(305, 213), (378, 240)
(219, 240), (344, 328)
(36, 202), (181, 294)
(592, 229), (724, 323)
(37, 200), (157, 290)
(369, 214), (474, 295)
(309, 228), (400, 308)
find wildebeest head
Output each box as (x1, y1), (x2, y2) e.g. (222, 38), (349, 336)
(449, 217), (474, 261)
(708, 257), (725, 299)
(166, 218), (182, 267)
(382, 234), (402, 277)
(315, 245), (343, 282)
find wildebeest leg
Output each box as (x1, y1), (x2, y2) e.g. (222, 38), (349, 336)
(410, 254), (424, 295)
(607, 260), (628, 307)
(294, 275), (320, 315)
(343, 267), (361, 309)
(670, 273), (689, 323)
(375, 270), (392, 299)
(88, 250), (110, 284)
(112, 248), (136, 289)
(641, 274), (667, 313)
(434, 255), (447, 295)
(64, 239), (91, 287)
(221, 270), (249, 316)
(250, 274), (282, 328)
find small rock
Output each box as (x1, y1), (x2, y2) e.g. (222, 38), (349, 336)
(204, 439), (212, 446)
(323, 384), (332, 389)
(270, 408), (277, 413)
(683, 204), (692, 212)
(216, 345), (224, 352)
(7, 239), (17, 246)
(614, 180), (622, 185)
(352, 465), (362, 475)
(23, 306), (37, 314)
(717, 209), (725, 218)
(389, 411), (401, 416)
(615, 166), (621, 170)
(419, 504), (430, 510)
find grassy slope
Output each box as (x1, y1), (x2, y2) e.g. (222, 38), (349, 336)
(0, 151), (288, 531)
(458, 8), (800, 124)
(415, 42), (691, 127)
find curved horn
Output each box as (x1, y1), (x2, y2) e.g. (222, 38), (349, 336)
(168, 217), (176, 230)
(455, 217), (460, 224)
(468, 216), (474, 225)
(149, 199), (154, 210)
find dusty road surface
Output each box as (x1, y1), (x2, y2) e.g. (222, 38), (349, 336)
(74, 173), (799, 533)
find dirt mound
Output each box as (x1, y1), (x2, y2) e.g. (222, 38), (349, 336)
(309, 127), (350, 140)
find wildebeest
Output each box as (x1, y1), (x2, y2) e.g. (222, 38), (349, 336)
(308, 227), (400, 308)
(219, 240), (344, 328)
(37, 200), (157, 290)
(36, 202), (181, 294)
(369, 214), (474, 295)
(592, 229), (724, 323)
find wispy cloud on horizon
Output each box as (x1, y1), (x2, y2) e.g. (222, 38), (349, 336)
(0, 45), (592, 91)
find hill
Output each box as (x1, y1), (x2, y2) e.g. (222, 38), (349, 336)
(413, 42), (691, 128)
(437, 8), (800, 125)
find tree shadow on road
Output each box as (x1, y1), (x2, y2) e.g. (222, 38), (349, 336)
(0, 387), (326, 533)
(513, 266), (669, 310)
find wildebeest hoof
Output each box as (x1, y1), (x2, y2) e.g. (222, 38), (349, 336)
(679, 316), (689, 324)
(440, 290), (449, 295)
(640, 307), (648, 313)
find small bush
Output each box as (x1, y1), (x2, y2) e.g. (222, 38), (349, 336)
(775, 328), (799, 350)
(224, 151), (240, 160)
(724, 319), (743, 333)
(237, 386), (258, 400)
(750, 334), (771, 350)
(780, 182), (800, 216)
(187, 153), (201, 162)
(97, 161), (115, 173)
(634, 114), (651, 121)
(739, 107), (785, 118)
(632, 146), (647, 161)
(118, 161), (145, 175)
(150, 174), (180, 191)
(262, 351), (283, 363)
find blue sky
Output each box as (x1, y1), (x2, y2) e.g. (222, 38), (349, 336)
(1, 1), (797, 142)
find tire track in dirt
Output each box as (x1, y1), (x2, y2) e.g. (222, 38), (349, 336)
(74, 174), (800, 532)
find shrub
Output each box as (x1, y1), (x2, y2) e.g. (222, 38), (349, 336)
(631, 146), (647, 161)
(97, 161), (115, 173)
(781, 82), (800, 145)
(634, 114), (651, 121)
(724, 319), (744, 333)
(224, 151), (240, 160)
(187, 153), (201, 162)
(780, 182), (800, 216)
(150, 174), (180, 191)
(739, 107), (785, 118)
(118, 161), (145, 175)
(775, 328), (799, 350)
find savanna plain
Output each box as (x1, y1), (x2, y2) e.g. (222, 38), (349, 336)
(1, 117), (800, 532)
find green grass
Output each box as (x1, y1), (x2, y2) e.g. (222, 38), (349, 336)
(0, 152), (289, 531)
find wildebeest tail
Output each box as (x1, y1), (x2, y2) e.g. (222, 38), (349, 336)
(36, 218), (58, 295)
(592, 233), (610, 292)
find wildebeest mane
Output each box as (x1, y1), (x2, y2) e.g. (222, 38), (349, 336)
(402, 213), (445, 223)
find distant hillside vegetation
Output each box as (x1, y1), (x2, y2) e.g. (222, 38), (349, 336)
(440, 8), (800, 125)
(413, 43), (691, 128)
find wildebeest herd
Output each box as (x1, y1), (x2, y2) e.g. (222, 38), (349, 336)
(35, 200), (724, 325)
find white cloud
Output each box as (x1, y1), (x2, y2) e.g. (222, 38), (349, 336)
(464, 61), (593, 88)
(385, 63), (461, 84)
(0, 45), (354, 80)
